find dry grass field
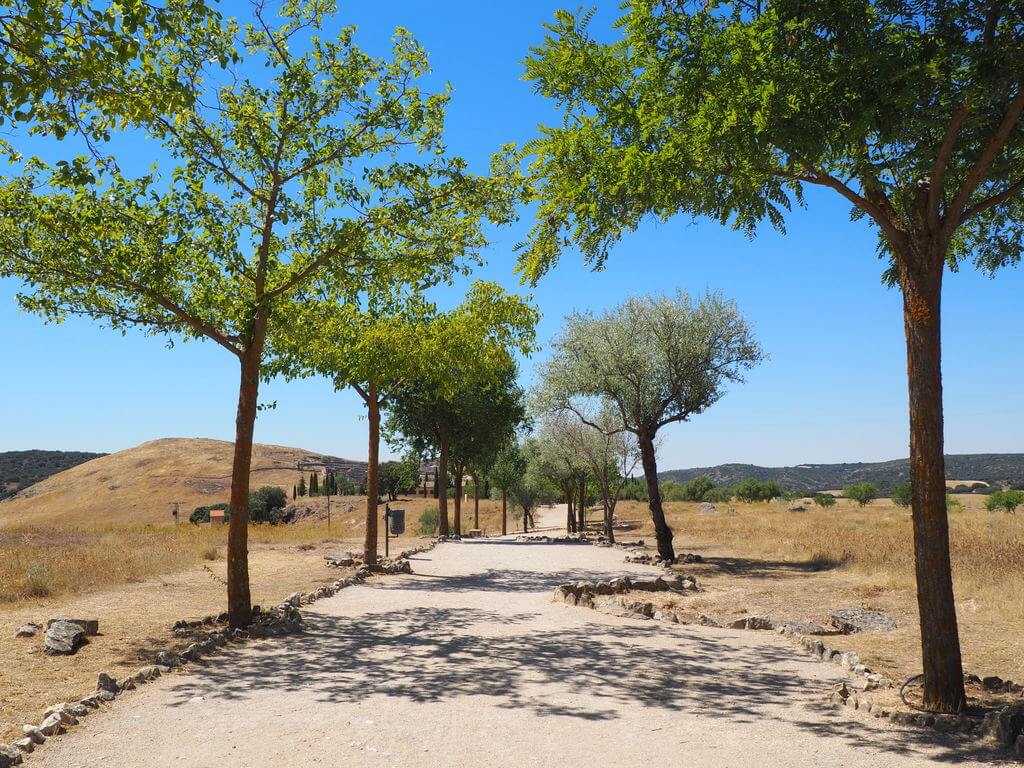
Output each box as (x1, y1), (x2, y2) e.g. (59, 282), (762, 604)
(611, 495), (1024, 686)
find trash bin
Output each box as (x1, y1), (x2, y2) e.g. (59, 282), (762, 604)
(388, 508), (405, 535)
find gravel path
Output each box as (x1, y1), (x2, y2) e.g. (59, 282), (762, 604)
(30, 515), (1001, 767)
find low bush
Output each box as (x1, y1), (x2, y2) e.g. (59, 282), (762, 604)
(843, 482), (877, 507)
(25, 562), (51, 597)
(892, 482), (912, 508)
(418, 507), (440, 536)
(987, 490), (1024, 514)
(812, 493), (836, 508)
(703, 486), (734, 503)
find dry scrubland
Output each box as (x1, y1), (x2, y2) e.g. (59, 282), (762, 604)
(614, 495), (1024, 685)
(0, 495), (505, 604)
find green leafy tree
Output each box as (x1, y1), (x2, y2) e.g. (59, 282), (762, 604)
(813, 493), (837, 509)
(735, 479), (782, 503)
(680, 476), (715, 503)
(248, 486), (287, 524)
(379, 460), (419, 502)
(0, 0), (232, 141)
(488, 441), (528, 535)
(537, 292), (763, 561)
(0, 7), (505, 628)
(893, 483), (913, 508)
(986, 490), (1024, 514)
(384, 292), (537, 538)
(844, 483), (878, 507)
(510, 439), (558, 532)
(518, 1), (1024, 711)
(703, 486), (733, 504)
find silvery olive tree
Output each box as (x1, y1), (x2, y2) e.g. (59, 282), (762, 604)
(537, 291), (763, 561)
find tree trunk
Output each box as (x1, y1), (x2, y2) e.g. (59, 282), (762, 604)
(900, 247), (965, 713)
(523, 505), (529, 533)
(501, 488), (507, 535)
(567, 486), (575, 534)
(473, 473), (480, 529)
(639, 432), (674, 561)
(604, 497), (614, 543)
(226, 335), (264, 629)
(578, 476), (586, 532)
(363, 384), (380, 566)
(453, 463), (463, 537)
(438, 436), (449, 537)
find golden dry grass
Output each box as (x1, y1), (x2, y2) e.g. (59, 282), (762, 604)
(612, 495), (1024, 684)
(0, 493), (506, 606)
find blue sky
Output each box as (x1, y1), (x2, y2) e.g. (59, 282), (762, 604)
(1, 0), (1021, 470)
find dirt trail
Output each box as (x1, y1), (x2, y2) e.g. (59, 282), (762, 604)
(29, 515), (1000, 767)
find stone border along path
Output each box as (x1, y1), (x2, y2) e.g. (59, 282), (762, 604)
(10, 526), (1007, 767)
(0, 543), (436, 768)
(554, 559), (1024, 759)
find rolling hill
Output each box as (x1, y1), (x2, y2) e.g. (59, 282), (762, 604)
(659, 453), (1024, 493)
(0, 438), (367, 526)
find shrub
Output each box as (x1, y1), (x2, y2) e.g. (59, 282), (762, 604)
(199, 546), (220, 561)
(660, 480), (687, 502)
(190, 502), (229, 525)
(892, 482), (912, 508)
(703, 486), (734, 503)
(946, 494), (963, 513)
(249, 486), (288, 524)
(25, 562), (51, 597)
(812, 493), (836, 509)
(680, 476), (715, 502)
(418, 507), (440, 535)
(734, 478), (781, 502)
(843, 482), (877, 507)
(986, 490), (1024, 514)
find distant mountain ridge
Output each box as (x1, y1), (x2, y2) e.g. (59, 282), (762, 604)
(0, 450), (106, 500)
(658, 453), (1024, 493)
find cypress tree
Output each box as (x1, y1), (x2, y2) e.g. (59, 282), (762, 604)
(298, 476), (307, 497)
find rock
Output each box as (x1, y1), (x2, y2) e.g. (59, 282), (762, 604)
(96, 672), (119, 693)
(697, 614), (721, 627)
(156, 650), (180, 667)
(0, 745), (21, 767)
(43, 705), (78, 726)
(46, 618), (99, 636)
(829, 608), (896, 634)
(982, 701), (1024, 748)
(12, 738), (33, 754)
(676, 553), (703, 564)
(982, 675), (1006, 691)
(777, 620), (830, 635)
(43, 621), (86, 655)
(14, 623), (41, 638)
(729, 615), (774, 630)
(20, 727), (44, 745)
(787, 503), (806, 512)
(95, 690), (116, 703)
(698, 503), (717, 514)
(38, 714), (64, 736)
(284, 592), (302, 607)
